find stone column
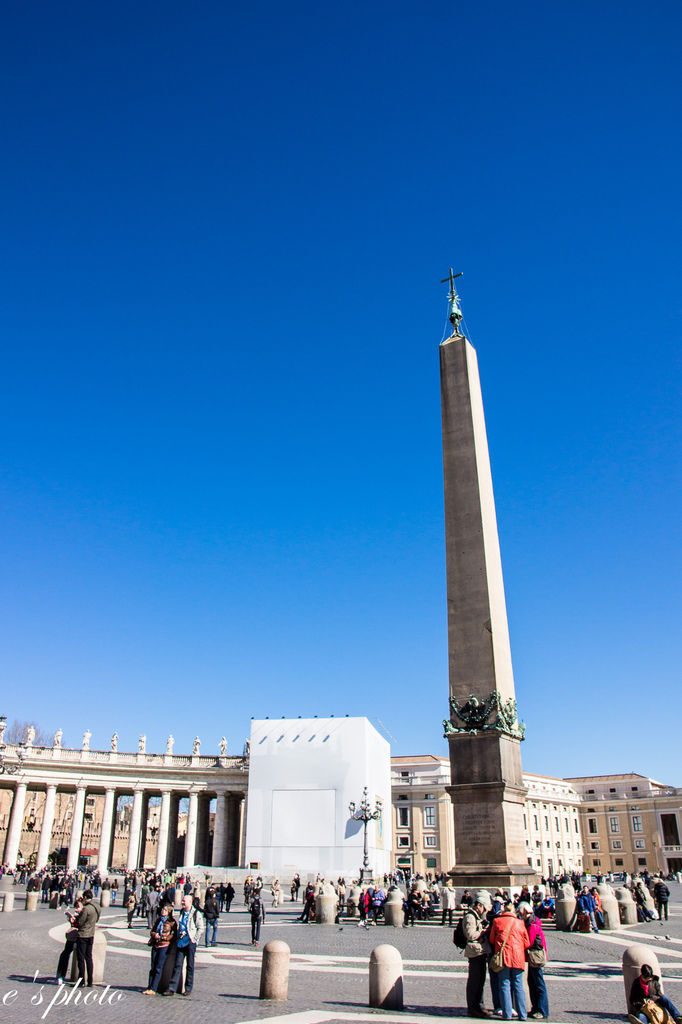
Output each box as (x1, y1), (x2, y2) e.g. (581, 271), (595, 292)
(126, 789), (144, 872)
(155, 791), (172, 873)
(97, 789), (116, 875)
(238, 793), (247, 868)
(196, 794), (211, 866)
(212, 790), (228, 867)
(67, 786), (87, 871)
(184, 791), (199, 868)
(4, 782), (28, 868)
(36, 785), (58, 870)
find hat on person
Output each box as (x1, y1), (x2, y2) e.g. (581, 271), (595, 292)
(474, 889), (492, 910)
(517, 902), (532, 915)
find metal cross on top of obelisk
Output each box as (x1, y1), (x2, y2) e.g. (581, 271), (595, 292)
(441, 268), (464, 335)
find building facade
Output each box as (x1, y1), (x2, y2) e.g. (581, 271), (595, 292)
(0, 735), (248, 873)
(566, 773), (682, 876)
(390, 758), (584, 877)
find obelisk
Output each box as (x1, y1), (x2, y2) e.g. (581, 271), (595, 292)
(440, 271), (534, 887)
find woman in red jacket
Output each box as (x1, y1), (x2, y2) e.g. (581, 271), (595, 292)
(519, 903), (549, 1019)
(489, 904), (531, 1021)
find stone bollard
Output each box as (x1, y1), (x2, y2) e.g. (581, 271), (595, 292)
(555, 883), (576, 931)
(100, 889), (111, 908)
(259, 940), (290, 1000)
(2, 892), (14, 913)
(25, 891), (39, 912)
(49, 892), (59, 909)
(616, 888), (638, 925)
(70, 930), (107, 985)
(369, 945), (404, 1010)
(622, 944), (661, 1014)
(316, 890), (338, 925)
(383, 887), (404, 928)
(346, 885), (361, 918)
(597, 884), (620, 931)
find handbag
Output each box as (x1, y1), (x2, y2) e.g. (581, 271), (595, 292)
(490, 919), (515, 973)
(527, 947), (547, 968)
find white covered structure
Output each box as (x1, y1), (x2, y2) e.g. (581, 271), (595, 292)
(245, 717), (391, 879)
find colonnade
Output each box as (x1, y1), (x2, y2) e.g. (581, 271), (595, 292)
(1, 779), (247, 874)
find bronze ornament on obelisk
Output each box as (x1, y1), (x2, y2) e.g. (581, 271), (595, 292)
(440, 271), (534, 887)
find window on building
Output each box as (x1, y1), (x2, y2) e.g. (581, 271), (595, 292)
(593, 858), (601, 867)
(574, 820), (579, 833)
(555, 817), (559, 830)
(631, 805), (639, 811)
(638, 857), (647, 866)
(426, 857), (437, 868)
(612, 840), (623, 850)
(608, 806), (616, 812)
(546, 841), (550, 849)
(523, 814), (527, 829)
(610, 788), (616, 793)
(544, 816), (549, 829)
(424, 835), (437, 847)
(609, 817), (620, 833)
(632, 815), (643, 833)
(590, 841), (600, 850)
(533, 815), (538, 829)
(566, 842), (571, 849)
(635, 840), (645, 849)
(587, 789), (595, 795)
(397, 795), (408, 801)
(400, 771), (409, 778)
(397, 836), (410, 848)
(587, 807), (595, 812)
(398, 807), (409, 827)
(588, 818), (598, 834)
(423, 806), (436, 827)
(661, 814), (681, 846)
(565, 818), (569, 831)
(632, 786), (639, 792)
(536, 859), (541, 867)
(615, 858), (624, 866)
(425, 793), (434, 800)
(536, 841), (541, 849)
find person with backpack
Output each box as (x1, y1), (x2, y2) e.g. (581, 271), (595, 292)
(456, 889), (493, 1019)
(249, 892), (266, 946)
(654, 879), (670, 922)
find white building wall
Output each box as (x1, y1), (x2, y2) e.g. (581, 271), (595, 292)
(245, 717), (391, 878)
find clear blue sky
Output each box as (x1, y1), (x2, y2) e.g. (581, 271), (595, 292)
(1, 0), (680, 781)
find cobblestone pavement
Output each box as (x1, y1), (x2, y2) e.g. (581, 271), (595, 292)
(2, 880), (682, 1024)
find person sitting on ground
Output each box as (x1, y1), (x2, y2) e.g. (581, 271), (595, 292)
(460, 888), (473, 909)
(629, 963), (682, 1024)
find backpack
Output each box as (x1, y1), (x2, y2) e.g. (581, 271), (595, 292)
(452, 915), (467, 949)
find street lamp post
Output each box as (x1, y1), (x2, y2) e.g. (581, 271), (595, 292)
(0, 716), (25, 775)
(349, 787), (382, 885)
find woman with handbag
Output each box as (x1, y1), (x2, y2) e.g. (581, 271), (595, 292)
(519, 903), (549, 1020)
(488, 901), (531, 1021)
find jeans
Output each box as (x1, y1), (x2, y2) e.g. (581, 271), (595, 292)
(636, 996), (680, 1023)
(76, 936), (94, 987)
(528, 966), (549, 1017)
(497, 966), (527, 1020)
(148, 945), (169, 991)
(169, 941), (196, 994)
(251, 917), (262, 943)
(466, 953), (487, 1012)
(442, 909), (454, 927)
(205, 918), (218, 946)
(658, 901), (669, 921)
(489, 967), (501, 1012)
(57, 937), (77, 981)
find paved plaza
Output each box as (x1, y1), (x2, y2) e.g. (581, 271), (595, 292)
(1, 880), (682, 1024)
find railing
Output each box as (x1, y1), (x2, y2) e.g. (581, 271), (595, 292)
(0, 743), (246, 769)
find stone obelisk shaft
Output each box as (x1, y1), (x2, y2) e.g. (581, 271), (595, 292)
(440, 332), (533, 887)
